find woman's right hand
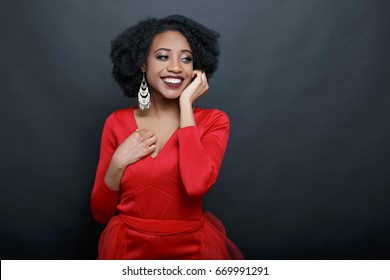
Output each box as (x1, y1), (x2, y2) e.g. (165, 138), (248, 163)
(104, 129), (156, 190)
(113, 129), (156, 167)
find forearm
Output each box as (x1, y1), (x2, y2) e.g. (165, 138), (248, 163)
(91, 154), (122, 224)
(90, 180), (120, 224)
(180, 99), (195, 128)
(178, 109), (229, 197)
(178, 126), (216, 196)
(104, 154), (126, 191)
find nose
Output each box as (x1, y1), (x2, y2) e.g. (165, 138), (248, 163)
(167, 58), (182, 73)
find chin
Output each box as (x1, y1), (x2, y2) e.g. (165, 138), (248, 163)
(160, 88), (184, 100)
(162, 93), (182, 100)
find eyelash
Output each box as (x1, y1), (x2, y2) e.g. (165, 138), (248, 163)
(182, 57), (193, 63)
(156, 55), (193, 63)
(156, 55), (168, 61)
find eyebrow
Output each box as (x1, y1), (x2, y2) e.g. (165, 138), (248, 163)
(153, 48), (193, 55)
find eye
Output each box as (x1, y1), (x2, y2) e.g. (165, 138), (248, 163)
(181, 56), (193, 63)
(156, 55), (168, 61)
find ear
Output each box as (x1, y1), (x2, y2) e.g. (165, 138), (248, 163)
(141, 64), (146, 72)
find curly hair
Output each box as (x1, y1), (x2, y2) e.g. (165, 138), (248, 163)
(110, 15), (220, 97)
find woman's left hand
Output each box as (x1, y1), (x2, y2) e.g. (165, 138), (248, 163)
(180, 70), (209, 105)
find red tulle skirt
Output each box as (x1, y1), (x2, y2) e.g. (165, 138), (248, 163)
(97, 212), (243, 260)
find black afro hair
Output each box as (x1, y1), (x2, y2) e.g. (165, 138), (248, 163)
(110, 15), (220, 97)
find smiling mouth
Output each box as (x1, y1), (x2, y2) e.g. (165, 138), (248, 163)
(162, 77), (184, 88)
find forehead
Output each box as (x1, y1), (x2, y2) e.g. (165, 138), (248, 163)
(150, 31), (191, 51)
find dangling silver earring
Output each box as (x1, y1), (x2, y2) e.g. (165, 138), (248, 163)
(138, 73), (151, 110)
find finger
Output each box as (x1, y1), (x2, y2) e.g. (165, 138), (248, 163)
(192, 70), (203, 79)
(136, 129), (154, 141)
(142, 129), (155, 140)
(132, 129), (145, 140)
(145, 144), (156, 155)
(136, 128), (148, 135)
(148, 145), (156, 154)
(125, 130), (142, 143)
(204, 74), (209, 91)
(144, 135), (157, 146)
(197, 72), (207, 93)
(200, 72), (206, 85)
(193, 73), (204, 87)
(202, 71), (207, 81)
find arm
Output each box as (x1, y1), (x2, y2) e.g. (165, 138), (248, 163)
(178, 71), (229, 196)
(90, 112), (157, 224)
(90, 113), (121, 224)
(178, 110), (230, 197)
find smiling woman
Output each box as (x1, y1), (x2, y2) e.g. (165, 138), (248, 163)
(90, 15), (243, 260)
(143, 31), (194, 101)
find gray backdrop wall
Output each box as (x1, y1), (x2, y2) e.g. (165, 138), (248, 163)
(1, 0), (389, 259)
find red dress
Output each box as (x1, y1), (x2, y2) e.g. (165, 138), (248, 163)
(90, 107), (243, 259)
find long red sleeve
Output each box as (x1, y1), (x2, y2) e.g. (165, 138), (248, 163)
(90, 113), (121, 224)
(177, 109), (229, 197)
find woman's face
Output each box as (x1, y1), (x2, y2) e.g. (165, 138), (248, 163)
(144, 31), (194, 100)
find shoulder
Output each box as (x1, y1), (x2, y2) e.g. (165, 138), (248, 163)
(195, 107), (229, 125)
(194, 107), (230, 133)
(104, 107), (136, 130)
(111, 107), (135, 120)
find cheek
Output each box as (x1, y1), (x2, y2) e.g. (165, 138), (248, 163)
(183, 78), (193, 88)
(187, 67), (194, 78)
(145, 65), (161, 81)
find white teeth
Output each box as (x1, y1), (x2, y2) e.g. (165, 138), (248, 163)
(163, 78), (182, 84)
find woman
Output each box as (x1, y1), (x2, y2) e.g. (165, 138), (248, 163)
(90, 15), (243, 259)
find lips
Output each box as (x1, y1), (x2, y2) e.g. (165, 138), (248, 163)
(161, 76), (184, 88)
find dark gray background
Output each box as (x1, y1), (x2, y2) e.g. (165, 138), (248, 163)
(1, 0), (389, 259)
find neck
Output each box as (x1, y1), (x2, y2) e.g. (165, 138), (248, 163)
(138, 94), (180, 119)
